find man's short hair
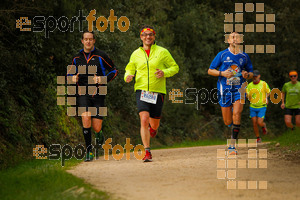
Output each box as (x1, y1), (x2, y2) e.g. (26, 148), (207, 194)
(82, 31), (95, 39)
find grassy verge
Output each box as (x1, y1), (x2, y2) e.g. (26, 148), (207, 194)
(0, 158), (109, 200)
(270, 128), (300, 151)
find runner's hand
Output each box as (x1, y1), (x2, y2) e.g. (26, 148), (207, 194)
(126, 75), (135, 83)
(242, 70), (249, 79)
(93, 74), (101, 84)
(222, 69), (234, 79)
(281, 103), (285, 109)
(72, 73), (79, 83)
(155, 69), (164, 78)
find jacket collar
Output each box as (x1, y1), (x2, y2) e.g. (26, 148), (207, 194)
(139, 42), (156, 50)
(80, 47), (96, 54)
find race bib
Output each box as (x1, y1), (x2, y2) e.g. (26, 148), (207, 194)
(227, 77), (241, 85)
(140, 90), (158, 104)
(226, 64), (241, 85)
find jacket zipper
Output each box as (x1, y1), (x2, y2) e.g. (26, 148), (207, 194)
(142, 49), (150, 91)
(147, 58), (149, 91)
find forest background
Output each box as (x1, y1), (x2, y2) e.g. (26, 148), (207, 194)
(0, 0), (299, 169)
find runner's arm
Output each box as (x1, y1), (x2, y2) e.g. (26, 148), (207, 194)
(208, 52), (222, 77)
(242, 71), (253, 79)
(101, 53), (118, 82)
(265, 82), (271, 104)
(243, 53), (254, 79)
(67, 57), (79, 82)
(266, 92), (270, 104)
(281, 84), (287, 109)
(208, 68), (233, 79)
(281, 92), (285, 109)
(124, 54), (136, 82)
(208, 69), (222, 77)
(161, 50), (179, 78)
(245, 86), (250, 100)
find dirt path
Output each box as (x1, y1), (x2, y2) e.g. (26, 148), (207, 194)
(67, 144), (300, 200)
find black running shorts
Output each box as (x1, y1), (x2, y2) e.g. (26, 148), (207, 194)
(284, 108), (300, 116)
(135, 90), (165, 119)
(77, 95), (105, 119)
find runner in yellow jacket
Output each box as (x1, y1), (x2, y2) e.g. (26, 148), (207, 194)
(125, 25), (179, 162)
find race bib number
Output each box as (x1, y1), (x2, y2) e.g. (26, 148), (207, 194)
(140, 90), (158, 104)
(227, 77), (241, 85)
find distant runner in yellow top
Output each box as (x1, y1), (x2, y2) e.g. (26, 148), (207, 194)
(125, 25), (179, 162)
(281, 70), (300, 130)
(246, 70), (270, 143)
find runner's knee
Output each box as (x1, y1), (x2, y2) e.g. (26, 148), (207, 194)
(92, 119), (102, 132)
(284, 118), (292, 124)
(82, 116), (91, 128)
(150, 122), (159, 130)
(233, 110), (242, 118)
(224, 119), (232, 126)
(285, 121), (292, 127)
(257, 121), (264, 127)
(140, 115), (149, 127)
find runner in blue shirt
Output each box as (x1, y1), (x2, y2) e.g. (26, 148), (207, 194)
(208, 32), (253, 155)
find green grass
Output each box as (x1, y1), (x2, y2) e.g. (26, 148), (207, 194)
(271, 128), (300, 151)
(153, 139), (227, 149)
(0, 158), (109, 200)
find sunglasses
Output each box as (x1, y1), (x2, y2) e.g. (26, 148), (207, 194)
(141, 33), (154, 37)
(290, 75), (297, 78)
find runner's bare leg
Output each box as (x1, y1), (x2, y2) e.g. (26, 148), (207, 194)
(82, 112), (92, 128)
(232, 100), (243, 124)
(295, 115), (300, 127)
(230, 100), (243, 146)
(284, 115), (293, 128)
(252, 117), (259, 138)
(139, 111), (150, 148)
(92, 118), (103, 133)
(221, 106), (233, 126)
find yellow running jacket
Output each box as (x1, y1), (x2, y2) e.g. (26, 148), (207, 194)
(124, 43), (179, 94)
